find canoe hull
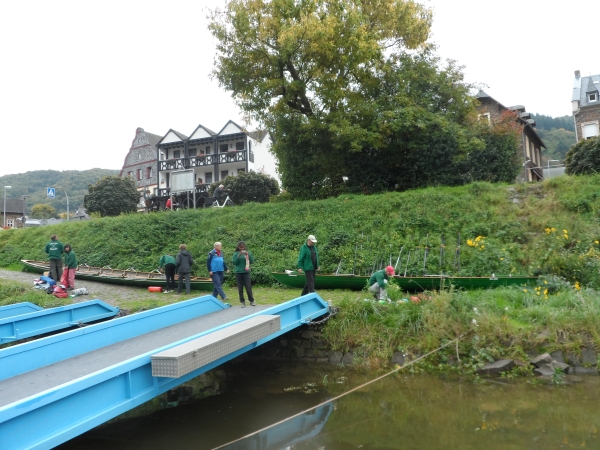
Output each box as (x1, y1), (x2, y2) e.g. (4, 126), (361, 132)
(21, 260), (214, 291)
(271, 272), (538, 291)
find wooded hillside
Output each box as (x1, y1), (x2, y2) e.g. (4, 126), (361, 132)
(0, 169), (119, 214)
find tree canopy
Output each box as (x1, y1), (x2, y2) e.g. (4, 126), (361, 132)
(210, 0), (519, 198)
(30, 203), (57, 219)
(84, 176), (139, 217)
(209, 171), (280, 204)
(565, 137), (600, 175)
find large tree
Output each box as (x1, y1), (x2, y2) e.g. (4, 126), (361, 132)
(84, 176), (139, 217)
(565, 137), (600, 175)
(210, 0), (495, 198)
(30, 203), (57, 219)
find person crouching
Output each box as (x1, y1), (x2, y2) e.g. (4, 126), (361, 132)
(368, 265), (395, 301)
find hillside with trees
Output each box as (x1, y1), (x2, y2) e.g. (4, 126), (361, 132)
(531, 113), (576, 163)
(0, 169), (119, 216)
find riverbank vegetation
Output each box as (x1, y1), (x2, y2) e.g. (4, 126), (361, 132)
(2, 175), (600, 372)
(2, 175), (600, 287)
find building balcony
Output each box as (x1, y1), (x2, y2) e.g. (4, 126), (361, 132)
(190, 155), (215, 167)
(160, 158), (186, 171)
(218, 150), (247, 164)
(157, 184), (208, 198)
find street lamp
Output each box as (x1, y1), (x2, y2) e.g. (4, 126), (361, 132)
(3, 186), (11, 228)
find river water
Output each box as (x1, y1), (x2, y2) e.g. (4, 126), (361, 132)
(58, 360), (600, 450)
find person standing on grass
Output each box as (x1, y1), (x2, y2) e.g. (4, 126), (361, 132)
(368, 265), (395, 301)
(176, 244), (194, 294)
(207, 242), (229, 301)
(297, 234), (320, 296)
(45, 234), (64, 282)
(159, 253), (177, 293)
(61, 244), (78, 289)
(232, 241), (255, 307)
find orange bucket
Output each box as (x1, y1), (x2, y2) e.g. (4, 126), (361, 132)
(148, 286), (162, 293)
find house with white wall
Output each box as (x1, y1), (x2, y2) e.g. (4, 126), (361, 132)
(155, 120), (276, 197)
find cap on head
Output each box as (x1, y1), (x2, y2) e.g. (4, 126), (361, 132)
(385, 265), (395, 275)
(307, 235), (317, 243)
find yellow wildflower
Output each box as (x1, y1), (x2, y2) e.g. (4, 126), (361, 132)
(500, 257), (504, 261)
(523, 289), (528, 293)
(596, 240), (599, 245)
(544, 289), (548, 295)
(544, 280), (548, 284)
(575, 281), (581, 291)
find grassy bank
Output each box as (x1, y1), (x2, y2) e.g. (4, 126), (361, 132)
(3, 175), (600, 371)
(2, 175), (600, 288)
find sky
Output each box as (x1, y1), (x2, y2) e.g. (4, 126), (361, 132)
(0, 0), (597, 178)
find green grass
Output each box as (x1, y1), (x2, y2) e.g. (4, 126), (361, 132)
(0, 279), (71, 309)
(2, 175), (600, 288)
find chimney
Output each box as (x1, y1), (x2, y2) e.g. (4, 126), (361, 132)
(575, 70), (581, 77)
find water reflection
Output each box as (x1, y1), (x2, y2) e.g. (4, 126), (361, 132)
(59, 360), (600, 450)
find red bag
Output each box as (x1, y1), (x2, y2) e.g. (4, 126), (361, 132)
(53, 285), (68, 298)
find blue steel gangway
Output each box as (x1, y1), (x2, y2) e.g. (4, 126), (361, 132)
(0, 302), (44, 319)
(0, 293), (329, 450)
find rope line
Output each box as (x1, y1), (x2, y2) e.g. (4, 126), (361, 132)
(211, 332), (468, 450)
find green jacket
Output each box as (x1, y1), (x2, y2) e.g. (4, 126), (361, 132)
(45, 239), (64, 260)
(64, 250), (77, 269)
(369, 269), (390, 289)
(232, 250), (255, 273)
(297, 243), (319, 271)
(159, 255), (176, 268)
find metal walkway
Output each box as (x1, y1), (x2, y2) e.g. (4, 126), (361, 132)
(0, 299), (119, 344)
(0, 293), (328, 450)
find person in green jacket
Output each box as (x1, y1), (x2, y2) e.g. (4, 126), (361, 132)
(61, 244), (78, 289)
(297, 234), (320, 296)
(232, 241), (255, 307)
(45, 234), (64, 282)
(158, 254), (177, 293)
(368, 265), (395, 301)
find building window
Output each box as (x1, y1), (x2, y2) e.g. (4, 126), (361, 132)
(588, 93), (598, 102)
(146, 167), (152, 179)
(174, 150), (181, 159)
(189, 148), (197, 157)
(205, 172), (213, 185)
(206, 146), (211, 154)
(219, 144), (229, 153)
(137, 169), (142, 180)
(128, 171), (133, 177)
(235, 141), (245, 151)
(7, 219), (13, 228)
(221, 170), (229, 180)
(583, 122), (599, 139)
(478, 113), (491, 123)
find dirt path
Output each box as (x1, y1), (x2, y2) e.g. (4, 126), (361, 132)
(0, 268), (212, 311)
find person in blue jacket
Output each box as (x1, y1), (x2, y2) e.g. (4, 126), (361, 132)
(207, 241), (229, 301)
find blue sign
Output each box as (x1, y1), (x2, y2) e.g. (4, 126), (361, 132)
(47, 187), (55, 198)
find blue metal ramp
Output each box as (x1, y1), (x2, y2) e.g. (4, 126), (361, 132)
(0, 302), (43, 319)
(0, 293), (328, 450)
(0, 299), (119, 344)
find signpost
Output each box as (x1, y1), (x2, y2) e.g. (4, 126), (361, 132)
(46, 187), (69, 221)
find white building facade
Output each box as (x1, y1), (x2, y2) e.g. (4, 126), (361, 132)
(156, 121), (276, 198)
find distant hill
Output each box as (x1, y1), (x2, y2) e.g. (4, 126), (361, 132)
(0, 169), (120, 215)
(531, 114), (576, 163)
(531, 114), (575, 132)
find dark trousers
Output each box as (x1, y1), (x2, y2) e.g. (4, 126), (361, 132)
(211, 271), (227, 300)
(50, 259), (63, 282)
(178, 272), (191, 294)
(301, 270), (316, 296)
(235, 272), (254, 303)
(164, 263), (176, 291)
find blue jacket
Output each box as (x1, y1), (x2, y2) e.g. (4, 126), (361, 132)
(207, 249), (228, 273)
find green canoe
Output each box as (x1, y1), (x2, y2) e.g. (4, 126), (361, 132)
(22, 260), (214, 291)
(272, 272), (538, 292)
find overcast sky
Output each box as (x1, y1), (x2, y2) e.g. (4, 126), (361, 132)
(0, 0), (596, 178)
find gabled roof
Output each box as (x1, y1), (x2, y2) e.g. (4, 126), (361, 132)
(188, 124), (217, 141)
(476, 90), (546, 149)
(1, 199), (25, 214)
(246, 129), (270, 142)
(217, 120), (245, 136)
(573, 72), (600, 108)
(157, 129), (188, 146)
